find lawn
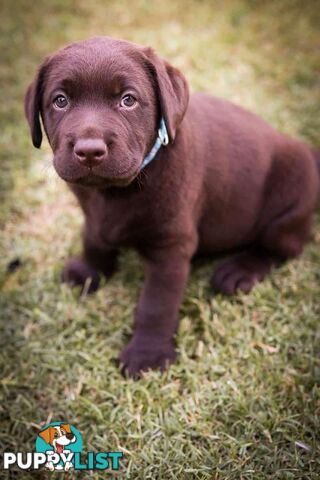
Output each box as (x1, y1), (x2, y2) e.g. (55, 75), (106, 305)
(0, 0), (319, 478)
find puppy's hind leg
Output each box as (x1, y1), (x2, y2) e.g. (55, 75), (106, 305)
(211, 212), (311, 296)
(62, 230), (118, 294)
(211, 201), (314, 295)
(210, 248), (278, 296)
(212, 141), (318, 296)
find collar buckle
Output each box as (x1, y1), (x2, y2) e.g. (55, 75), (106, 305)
(158, 117), (169, 146)
(140, 117), (169, 171)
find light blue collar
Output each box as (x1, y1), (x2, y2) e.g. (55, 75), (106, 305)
(140, 117), (169, 170)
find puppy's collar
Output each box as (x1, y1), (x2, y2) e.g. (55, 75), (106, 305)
(140, 117), (169, 170)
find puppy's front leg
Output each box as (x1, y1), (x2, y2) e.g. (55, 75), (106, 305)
(119, 247), (192, 377)
(62, 228), (118, 294)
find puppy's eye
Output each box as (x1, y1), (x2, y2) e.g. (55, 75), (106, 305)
(53, 95), (68, 109)
(120, 94), (136, 108)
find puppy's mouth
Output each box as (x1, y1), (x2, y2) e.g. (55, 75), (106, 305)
(53, 155), (141, 188)
(70, 171), (138, 188)
(55, 442), (64, 454)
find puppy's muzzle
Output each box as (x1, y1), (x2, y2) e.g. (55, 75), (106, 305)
(73, 138), (107, 168)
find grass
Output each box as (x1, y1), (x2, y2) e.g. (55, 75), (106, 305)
(0, 0), (320, 478)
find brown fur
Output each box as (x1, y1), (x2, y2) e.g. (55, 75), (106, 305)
(25, 37), (319, 376)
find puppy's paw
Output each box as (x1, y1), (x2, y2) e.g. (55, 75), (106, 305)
(45, 462), (54, 471)
(62, 257), (100, 294)
(64, 461), (74, 471)
(211, 252), (273, 296)
(119, 334), (176, 378)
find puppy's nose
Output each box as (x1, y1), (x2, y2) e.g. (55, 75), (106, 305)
(74, 138), (107, 167)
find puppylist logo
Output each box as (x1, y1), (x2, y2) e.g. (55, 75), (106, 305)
(2, 422), (123, 472)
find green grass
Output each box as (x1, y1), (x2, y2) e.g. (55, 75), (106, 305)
(0, 0), (320, 478)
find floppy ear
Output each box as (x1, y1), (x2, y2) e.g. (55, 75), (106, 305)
(39, 426), (54, 445)
(24, 59), (50, 148)
(141, 48), (189, 142)
(61, 423), (72, 434)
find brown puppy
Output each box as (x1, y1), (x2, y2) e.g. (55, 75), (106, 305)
(25, 37), (319, 376)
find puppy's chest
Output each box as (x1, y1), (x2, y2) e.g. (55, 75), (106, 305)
(85, 191), (170, 248)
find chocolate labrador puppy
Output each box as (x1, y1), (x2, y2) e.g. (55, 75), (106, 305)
(25, 37), (319, 376)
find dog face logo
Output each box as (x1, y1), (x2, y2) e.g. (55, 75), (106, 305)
(39, 424), (76, 454)
(36, 422), (83, 471)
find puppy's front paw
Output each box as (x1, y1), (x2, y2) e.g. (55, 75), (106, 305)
(45, 462), (54, 471)
(62, 257), (100, 294)
(65, 461), (74, 471)
(119, 334), (176, 377)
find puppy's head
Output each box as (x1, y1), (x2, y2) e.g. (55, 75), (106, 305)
(39, 424), (76, 453)
(25, 36), (189, 187)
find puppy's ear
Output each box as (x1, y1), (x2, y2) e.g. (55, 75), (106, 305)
(24, 59), (50, 148)
(141, 48), (189, 142)
(39, 426), (54, 445)
(61, 423), (72, 434)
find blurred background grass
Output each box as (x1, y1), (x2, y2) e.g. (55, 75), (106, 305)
(0, 0), (319, 478)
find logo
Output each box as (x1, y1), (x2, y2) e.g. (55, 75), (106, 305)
(36, 422), (83, 471)
(2, 421), (123, 472)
